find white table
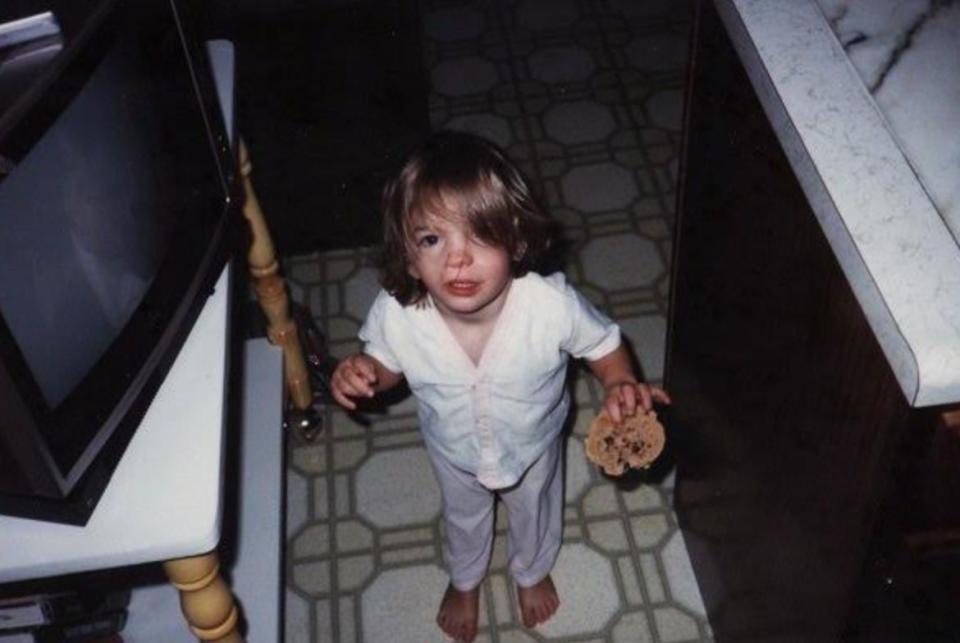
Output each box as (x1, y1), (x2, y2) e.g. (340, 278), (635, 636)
(0, 267), (251, 641)
(123, 336), (284, 642)
(0, 268), (285, 640)
(0, 266), (230, 581)
(0, 38), (284, 641)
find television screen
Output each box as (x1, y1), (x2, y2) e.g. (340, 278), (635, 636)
(0, 0), (238, 523)
(0, 23), (179, 410)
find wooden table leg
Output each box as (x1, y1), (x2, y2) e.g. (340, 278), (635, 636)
(238, 139), (312, 413)
(163, 552), (244, 642)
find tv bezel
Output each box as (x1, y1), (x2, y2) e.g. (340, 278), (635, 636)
(0, 0), (242, 524)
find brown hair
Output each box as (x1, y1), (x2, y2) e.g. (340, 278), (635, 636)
(381, 131), (555, 305)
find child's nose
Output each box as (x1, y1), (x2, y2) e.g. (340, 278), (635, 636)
(446, 239), (473, 266)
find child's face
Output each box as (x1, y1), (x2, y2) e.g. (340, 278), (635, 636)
(407, 204), (513, 321)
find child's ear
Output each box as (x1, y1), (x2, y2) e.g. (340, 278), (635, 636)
(511, 215), (527, 261)
(513, 241), (528, 262)
(407, 263), (421, 280)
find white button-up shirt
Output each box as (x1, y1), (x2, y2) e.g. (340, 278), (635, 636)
(359, 272), (620, 489)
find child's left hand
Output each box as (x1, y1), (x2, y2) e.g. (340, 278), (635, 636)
(603, 382), (671, 424)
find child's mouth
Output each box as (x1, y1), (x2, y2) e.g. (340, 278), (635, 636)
(444, 280), (481, 296)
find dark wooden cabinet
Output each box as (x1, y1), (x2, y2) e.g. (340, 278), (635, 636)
(666, 2), (956, 639)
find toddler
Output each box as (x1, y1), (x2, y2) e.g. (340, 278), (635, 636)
(331, 131), (669, 642)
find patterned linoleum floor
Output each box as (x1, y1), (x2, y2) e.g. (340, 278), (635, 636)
(280, 1), (710, 641)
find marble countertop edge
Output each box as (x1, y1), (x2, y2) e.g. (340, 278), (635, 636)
(717, 0), (960, 407)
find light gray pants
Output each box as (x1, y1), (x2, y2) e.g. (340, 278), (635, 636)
(426, 438), (564, 591)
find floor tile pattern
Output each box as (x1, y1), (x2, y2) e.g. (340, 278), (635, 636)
(281, 1), (710, 640)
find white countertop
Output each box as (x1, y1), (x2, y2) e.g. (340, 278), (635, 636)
(815, 0), (960, 235)
(717, 0), (960, 407)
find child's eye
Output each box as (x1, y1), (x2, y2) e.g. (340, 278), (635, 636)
(417, 234), (439, 248)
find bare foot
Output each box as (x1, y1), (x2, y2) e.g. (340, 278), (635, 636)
(437, 583), (480, 642)
(517, 574), (560, 628)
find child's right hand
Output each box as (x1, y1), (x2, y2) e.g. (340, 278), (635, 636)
(331, 354), (379, 410)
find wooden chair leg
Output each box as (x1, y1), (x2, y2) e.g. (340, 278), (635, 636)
(163, 552), (244, 643)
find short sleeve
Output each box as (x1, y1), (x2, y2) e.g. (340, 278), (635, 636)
(357, 290), (403, 374)
(561, 282), (621, 361)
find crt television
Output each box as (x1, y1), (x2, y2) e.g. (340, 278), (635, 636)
(0, 0), (240, 524)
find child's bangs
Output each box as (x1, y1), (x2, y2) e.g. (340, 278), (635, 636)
(438, 174), (516, 246)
